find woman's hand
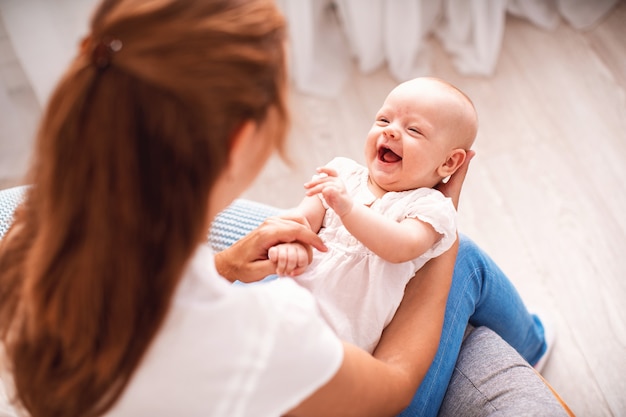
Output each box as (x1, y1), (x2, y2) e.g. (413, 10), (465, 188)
(435, 150), (475, 209)
(214, 215), (327, 283)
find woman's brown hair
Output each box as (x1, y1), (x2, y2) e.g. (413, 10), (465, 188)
(0, 0), (287, 415)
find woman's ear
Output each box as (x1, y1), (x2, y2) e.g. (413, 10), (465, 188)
(226, 120), (258, 176)
(222, 118), (276, 191)
(437, 149), (467, 178)
(209, 120), (268, 219)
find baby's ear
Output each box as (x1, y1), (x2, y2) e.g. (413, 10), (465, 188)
(437, 149), (467, 178)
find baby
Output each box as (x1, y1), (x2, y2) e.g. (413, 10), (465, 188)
(269, 77), (477, 352)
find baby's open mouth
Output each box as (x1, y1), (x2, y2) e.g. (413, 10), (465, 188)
(378, 146), (402, 163)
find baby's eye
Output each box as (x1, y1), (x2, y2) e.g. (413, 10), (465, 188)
(409, 127), (421, 134)
(378, 117), (389, 124)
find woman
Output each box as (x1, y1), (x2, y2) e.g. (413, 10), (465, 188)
(0, 0), (546, 416)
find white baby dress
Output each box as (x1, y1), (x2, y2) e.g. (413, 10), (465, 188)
(292, 157), (457, 353)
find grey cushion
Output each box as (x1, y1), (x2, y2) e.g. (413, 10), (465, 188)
(208, 198), (283, 252)
(439, 326), (569, 417)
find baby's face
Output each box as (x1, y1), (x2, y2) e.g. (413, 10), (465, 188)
(364, 78), (471, 195)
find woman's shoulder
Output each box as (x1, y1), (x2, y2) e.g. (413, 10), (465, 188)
(177, 246), (331, 325)
(176, 246), (341, 354)
(107, 247), (343, 416)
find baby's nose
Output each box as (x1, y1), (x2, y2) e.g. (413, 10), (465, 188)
(383, 125), (398, 139)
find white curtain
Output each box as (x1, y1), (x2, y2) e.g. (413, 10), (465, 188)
(278, 0), (618, 97)
(0, 0), (99, 106)
(0, 0), (618, 104)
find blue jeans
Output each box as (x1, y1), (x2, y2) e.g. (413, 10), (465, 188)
(398, 234), (547, 417)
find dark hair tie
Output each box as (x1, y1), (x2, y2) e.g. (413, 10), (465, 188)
(81, 36), (123, 70)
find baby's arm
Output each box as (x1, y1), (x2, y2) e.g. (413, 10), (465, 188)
(268, 193), (327, 276)
(343, 207), (440, 263)
(306, 167), (443, 264)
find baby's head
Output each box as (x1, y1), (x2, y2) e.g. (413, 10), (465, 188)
(365, 77), (477, 195)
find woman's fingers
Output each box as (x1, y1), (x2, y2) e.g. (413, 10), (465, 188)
(263, 217), (327, 253)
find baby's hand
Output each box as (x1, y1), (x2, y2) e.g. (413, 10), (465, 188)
(268, 242), (310, 276)
(304, 167), (353, 217)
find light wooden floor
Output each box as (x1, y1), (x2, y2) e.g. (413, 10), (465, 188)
(243, 5), (626, 417)
(1, 3), (625, 416)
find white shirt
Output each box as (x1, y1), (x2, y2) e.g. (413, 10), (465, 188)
(106, 245), (343, 416)
(291, 157), (457, 353)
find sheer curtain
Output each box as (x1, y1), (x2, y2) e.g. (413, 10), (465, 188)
(0, 0), (618, 104)
(277, 0), (618, 97)
(0, 0), (98, 106)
